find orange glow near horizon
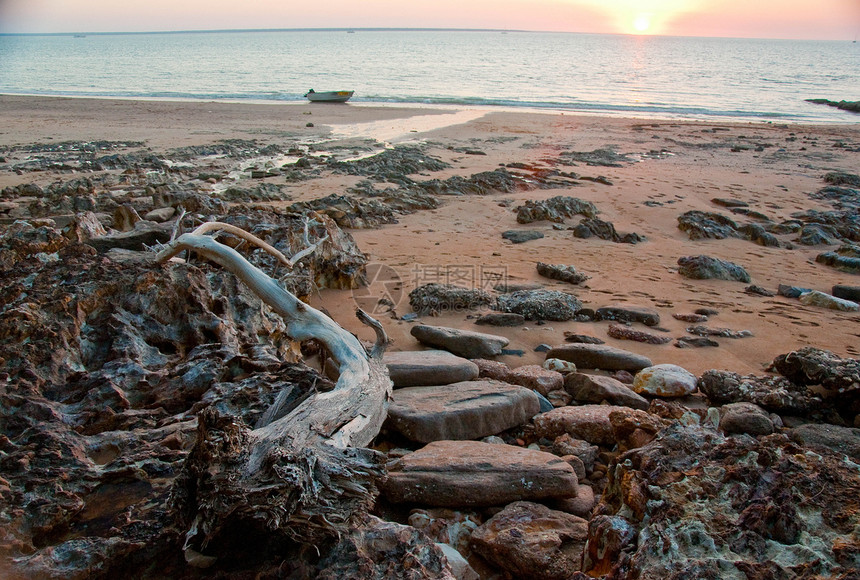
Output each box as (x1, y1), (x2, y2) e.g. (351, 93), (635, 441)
(0, 0), (857, 40)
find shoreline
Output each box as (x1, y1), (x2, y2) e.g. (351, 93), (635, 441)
(1, 93), (858, 377)
(1, 92), (854, 127)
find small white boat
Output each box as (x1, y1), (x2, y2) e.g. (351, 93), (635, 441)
(304, 89), (354, 103)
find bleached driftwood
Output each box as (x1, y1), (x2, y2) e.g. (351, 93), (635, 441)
(155, 222), (392, 562)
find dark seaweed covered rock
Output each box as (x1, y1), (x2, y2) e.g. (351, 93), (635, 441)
(769, 347), (860, 396)
(409, 283), (493, 315)
(677, 210), (739, 240)
(816, 243), (860, 274)
(496, 289), (582, 321)
(572, 217), (644, 244)
(536, 262), (590, 284)
(516, 196), (598, 224)
(677, 255), (751, 282)
(698, 369), (822, 413)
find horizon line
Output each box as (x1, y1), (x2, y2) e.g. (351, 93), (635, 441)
(0, 27), (850, 42)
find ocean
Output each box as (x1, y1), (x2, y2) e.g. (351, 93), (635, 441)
(0, 29), (857, 123)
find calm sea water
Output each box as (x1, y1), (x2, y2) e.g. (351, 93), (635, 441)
(0, 30), (857, 123)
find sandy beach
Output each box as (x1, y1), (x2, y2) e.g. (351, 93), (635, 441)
(1, 94), (858, 377)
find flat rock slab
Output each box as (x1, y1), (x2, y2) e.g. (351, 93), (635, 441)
(502, 230), (544, 244)
(594, 304), (661, 326)
(565, 373), (649, 410)
(410, 324), (509, 359)
(470, 501), (588, 580)
(545, 344), (652, 372)
(383, 440), (579, 507)
(533, 404), (626, 445)
(384, 350), (479, 387)
(386, 380), (540, 443)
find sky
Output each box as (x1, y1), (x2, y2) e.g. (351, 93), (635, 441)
(0, 0), (858, 40)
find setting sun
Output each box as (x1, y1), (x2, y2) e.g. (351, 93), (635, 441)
(632, 13), (652, 33)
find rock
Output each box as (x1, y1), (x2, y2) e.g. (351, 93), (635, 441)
(545, 344), (652, 372)
(502, 230), (544, 244)
(572, 217), (644, 244)
(677, 210), (739, 240)
(581, 515), (638, 577)
(816, 244), (860, 274)
(408, 283), (494, 316)
(797, 223), (840, 245)
(507, 365), (564, 396)
(143, 207), (176, 223)
(496, 289), (582, 321)
(833, 284), (860, 302)
(677, 255), (751, 282)
(384, 350), (479, 387)
(407, 508), (481, 556)
(552, 434), (599, 470)
(516, 196), (598, 224)
(607, 323), (672, 345)
(778, 283), (812, 298)
(595, 304), (661, 326)
(674, 336), (720, 348)
(410, 325), (510, 359)
(63, 211), (107, 242)
(685, 325), (752, 338)
(474, 312), (524, 327)
(719, 402), (775, 436)
(555, 484), (597, 518)
(113, 204), (141, 232)
(386, 380), (540, 443)
(609, 407), (667, 452)
(533, 404), (623, 445)
(383, 440), (579, 507)
(633, 364), (698, 397)
(586, 423), (860, 578)
(471, 358), (513, 382)
(563, 333), (605, 344)
(565, 373), (650, 410)
(436, 543), (479, 580)
(769, 347), (860, 397)
(536, 262), (590, 284)
(798, 290), (859, 312)
(470, 501), (588, 580)
(788, 423), (860, 461)
(86, 220), (175, 253)
(543, 358), (578, 373)
(698, 369), (821, 413)
(745, 284), (775, 297)
(316, 516), (453, 580)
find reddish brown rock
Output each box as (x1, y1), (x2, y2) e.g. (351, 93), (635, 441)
(383, 440), (579, 507)
(470, 501), (588, 580)
(508, 364), (564, 396)
(609, 408), (668, 452)
(386, 380), (540, 443)
(565, 372), (649, 410)
(533, 404), (621, 445)
(472, 358), (513, 381)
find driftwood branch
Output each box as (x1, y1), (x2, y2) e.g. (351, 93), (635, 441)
(155, 222), (392, 562)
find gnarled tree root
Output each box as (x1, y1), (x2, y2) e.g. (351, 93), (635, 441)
(154, 224), (392, 563)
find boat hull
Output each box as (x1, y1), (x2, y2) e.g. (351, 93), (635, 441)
(305, 90), (354, 103)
